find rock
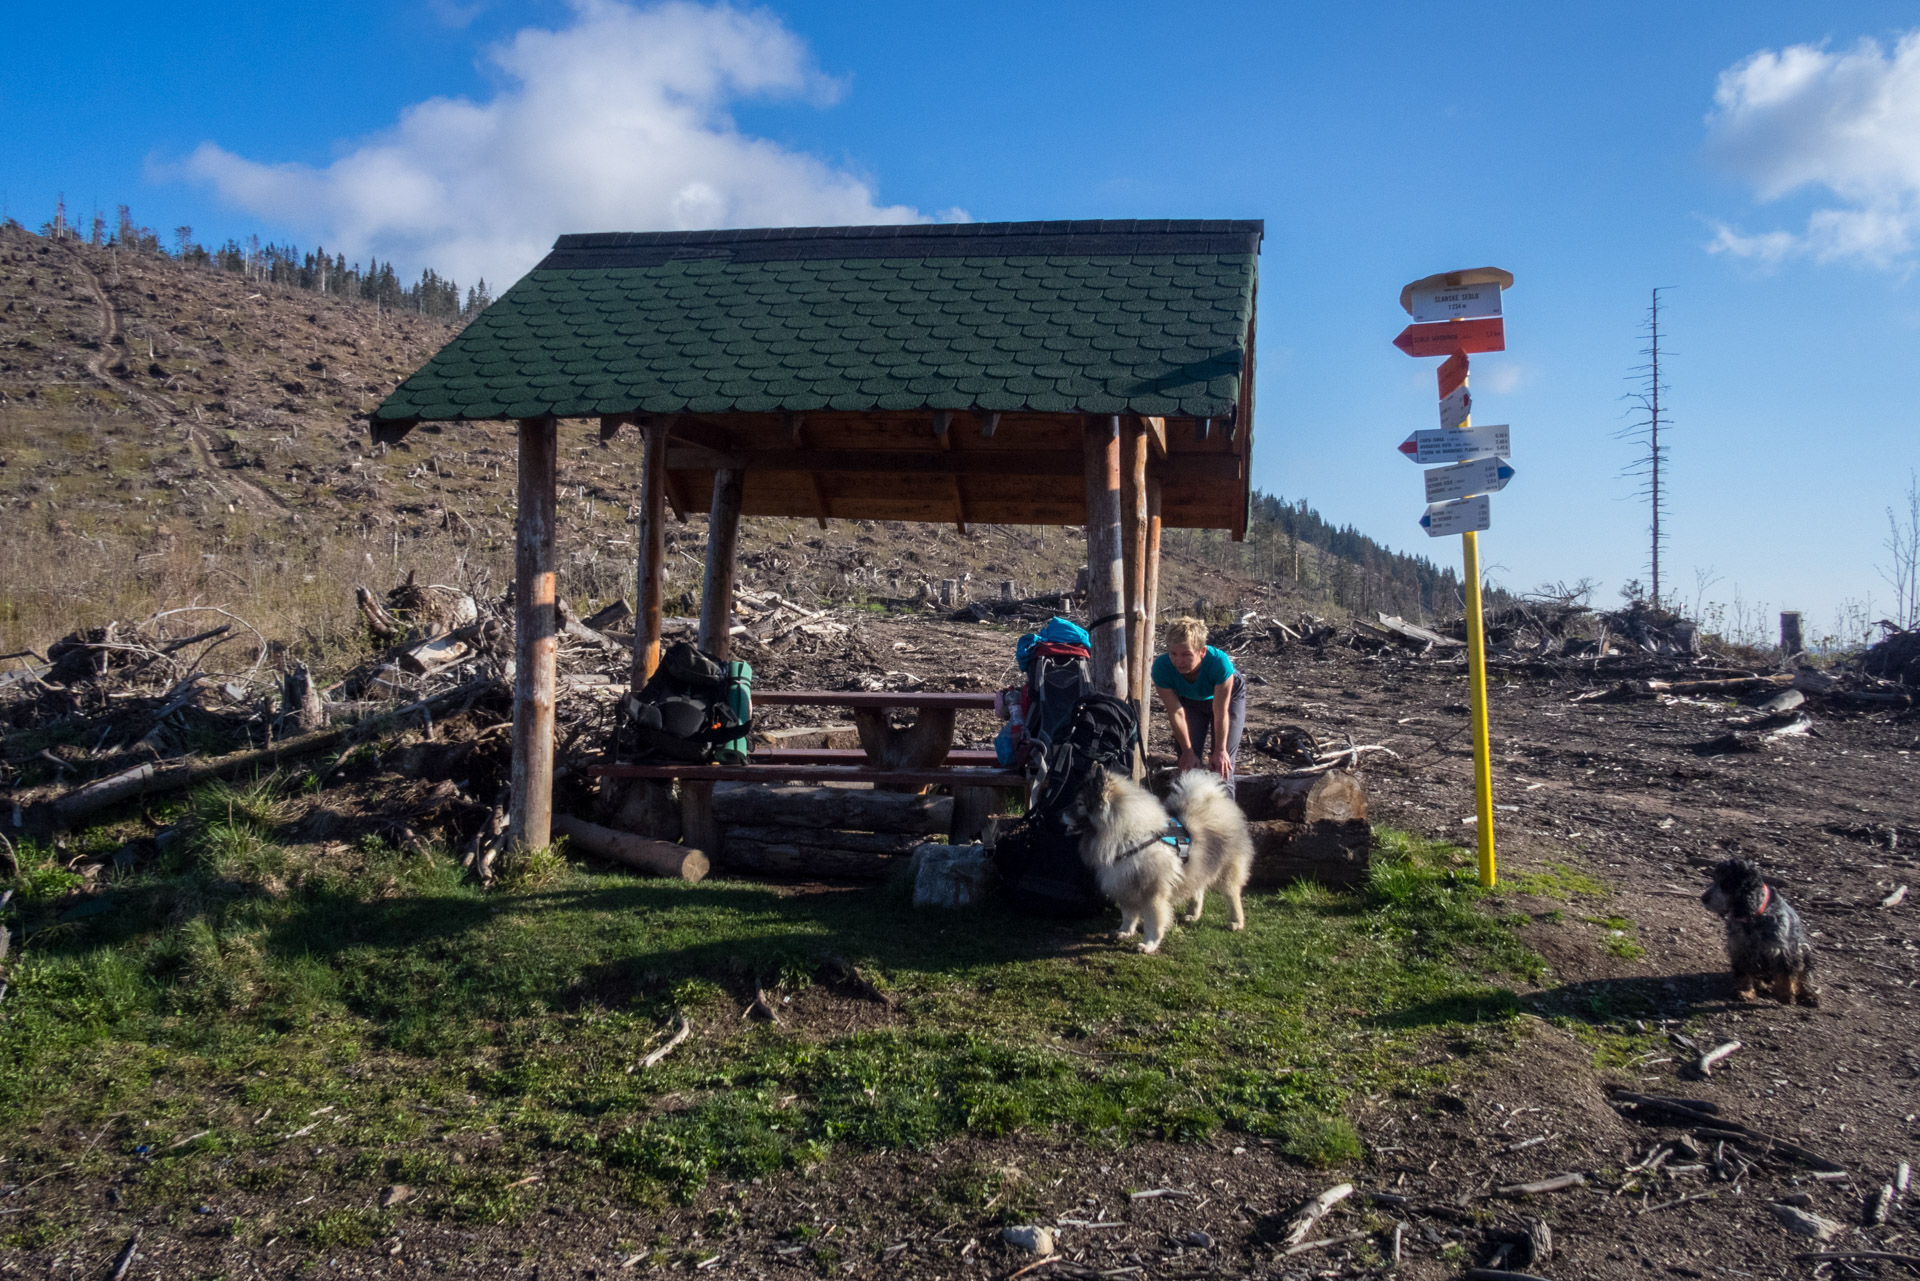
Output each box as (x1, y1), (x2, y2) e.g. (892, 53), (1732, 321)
(911, 842), (997, 908)
(1183, 1230), (1215, 1248)
(1002, 1225), (1055, 1256)
(1770, 1203), (1841, 1241)
(380, 1184), (413, 1208)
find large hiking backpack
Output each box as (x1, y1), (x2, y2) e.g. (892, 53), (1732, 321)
(996, 692), (1141, 918)
(620, 641), (753, 764)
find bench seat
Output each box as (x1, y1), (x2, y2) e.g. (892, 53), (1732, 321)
(588, 762), (1024, 788)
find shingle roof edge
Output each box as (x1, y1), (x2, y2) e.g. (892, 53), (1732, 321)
(537, 219), (1264, 269)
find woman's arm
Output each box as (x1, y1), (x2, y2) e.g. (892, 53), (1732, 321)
(1208, 677), (1234, 775)
(1158, 687), (1200, 769)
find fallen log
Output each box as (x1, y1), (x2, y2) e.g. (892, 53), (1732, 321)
(719, 836), (901, 881)
(711, 782), (952, 834)
(1647, 674), (1793, 695)
(44, 679), (494, 828)
(1235, 772), (1370, 889)
(551, 813), (707, 881)
(355, 585), (404, 639)
(1610, 1091), (1846, 1172)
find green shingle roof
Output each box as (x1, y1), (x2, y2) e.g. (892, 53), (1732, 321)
(374, 220), (1261, 425)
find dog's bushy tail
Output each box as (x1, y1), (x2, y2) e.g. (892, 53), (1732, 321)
(1166, 769), (1246, 833)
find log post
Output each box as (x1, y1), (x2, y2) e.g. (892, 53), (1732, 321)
(698, 468), (745, 661)
(632, 417), (668, 690)
(1141, 473), (1163, 758)
(509, 415), (558, 853)
(1779, 611), (1804, 656)
(1082, 416), (1128, 696)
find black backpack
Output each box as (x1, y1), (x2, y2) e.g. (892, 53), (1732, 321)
(620, 641), (753, 764)
(996, 692), (1141, 918)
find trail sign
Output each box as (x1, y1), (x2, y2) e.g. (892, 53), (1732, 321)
(1410, 283), (1502, 324)
(1393, 317), (1506, 358)
(1439, 384), (1472, 431)
(1398, 423), (1510, 464)
(1437, 352), (1469, 398)
(1420, 493), (1491, 537)
(1423, 456), (1514, 504)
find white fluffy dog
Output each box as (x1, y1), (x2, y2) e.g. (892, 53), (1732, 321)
(1062, 767), (1254, 953)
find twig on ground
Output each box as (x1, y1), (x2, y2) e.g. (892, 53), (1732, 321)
(1283, 1183), (1353, 1244)
(1641, 1191), (1717, 1214)
(1494, 1173), (1586, 1197)
(109, 1229), (142, 1281)
(635, 1014), (691, 1070)
(1282, 1230), (1367, 1257)
(1696, 1041), (1742, 1076)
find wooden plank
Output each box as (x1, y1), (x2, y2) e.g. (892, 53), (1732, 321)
(1124, 420), (1150, 706)
(1083, 415), (1129, 697)
(509, 415), (558, 853)
(633, 417), (668, 689)
(1142, 472), (1163, 758)
(753, 747), (1001, 766)
(590, 763), (1025, 788)
(754, 690), (996, 710)
(698, 468), (745, 660)
(662, 447), (1240, 483)
(1140, 415), (1167, 460)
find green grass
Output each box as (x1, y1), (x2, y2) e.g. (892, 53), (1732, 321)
(0, 796), (1541, 1234)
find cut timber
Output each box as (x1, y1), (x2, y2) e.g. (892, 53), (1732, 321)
(711, 783), (952, 834)
(698, 468), (745, 661)
(1371, 612), (1464, 649)
(1082, 416), (1128, 696)
(721, 837), (899, 881)
(398, 632), (471, 675)
(552, 814), (708, 881)
(724, 825), (921, 856)
(509, 415), (558, 853)
(1237, 772), (1370, 889)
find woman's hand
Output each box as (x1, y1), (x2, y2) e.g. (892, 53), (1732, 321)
(1177, 748), (1201, 772)
(1207, 745), (1231, 777)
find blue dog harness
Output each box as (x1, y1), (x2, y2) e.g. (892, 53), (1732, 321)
(1119, 815), (1192, 864)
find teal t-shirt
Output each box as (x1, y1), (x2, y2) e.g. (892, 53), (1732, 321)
(1151, 646), (1236, 701)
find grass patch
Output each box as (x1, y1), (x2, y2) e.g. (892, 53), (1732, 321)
(0, 809), (1539, 1219)
(1504, 862), (1609, 901)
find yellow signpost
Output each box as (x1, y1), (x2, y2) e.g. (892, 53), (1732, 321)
(1395, 270), (1512, 887)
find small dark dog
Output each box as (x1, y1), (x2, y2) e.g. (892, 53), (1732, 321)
(1700, 858), (1818, 1006)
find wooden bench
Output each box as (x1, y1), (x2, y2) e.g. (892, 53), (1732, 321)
(590, 688), (1017, 853)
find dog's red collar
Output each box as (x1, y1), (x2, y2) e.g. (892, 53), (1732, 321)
(1737, 884), (1771, 919)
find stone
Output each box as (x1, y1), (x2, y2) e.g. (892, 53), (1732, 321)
(912, 842), (997, 908)
(1183, 1230), (1215, 1248)
(1001, 1226), (1055, 1256)
(1770, 1203), (1842, 1241)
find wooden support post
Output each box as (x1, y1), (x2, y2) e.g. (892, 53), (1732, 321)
(509, 415), (558, 854)
(632, 417), (668, 690)
(698, 468), (745, 661)
(1123, 420), (1149, 699)
(1141, 473), (1163, 758)
(1082, 416), (1128, 697)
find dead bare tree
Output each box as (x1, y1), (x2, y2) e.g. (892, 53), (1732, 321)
(1619, 288), (1673, 607)
(1879, 468), (1919, 629)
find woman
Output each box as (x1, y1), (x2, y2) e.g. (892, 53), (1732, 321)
(1151, 616), (1247, 788)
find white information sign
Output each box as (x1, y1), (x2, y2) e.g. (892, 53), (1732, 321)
(1439, 384), (1472, 431)
(1398, 423), (1510, 465)
(1424, 456), (1515, 504)
(1410, 283), (1502, 324)
(1420, 493), (1492, 537)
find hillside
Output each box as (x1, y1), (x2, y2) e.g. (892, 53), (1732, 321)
(0, 221), (1454, 664)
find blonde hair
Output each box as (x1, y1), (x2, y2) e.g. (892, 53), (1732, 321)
(1163, 616), (1208, 652)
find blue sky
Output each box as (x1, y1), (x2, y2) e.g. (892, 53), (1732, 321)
(6, 1), (1918, 637)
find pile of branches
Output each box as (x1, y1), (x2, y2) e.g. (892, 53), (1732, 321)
(1862, 623), (1920, 687)
(947, 591), (1077, 625)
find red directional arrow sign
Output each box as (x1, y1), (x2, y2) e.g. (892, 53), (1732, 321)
(1393, 317), (1505, 358)
(1437, 352), (1469, 398)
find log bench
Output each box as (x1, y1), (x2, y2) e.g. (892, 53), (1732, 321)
(590, 688), (1016, 866)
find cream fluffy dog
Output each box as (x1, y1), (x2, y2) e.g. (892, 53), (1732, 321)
(1062, 767), (1254, 952)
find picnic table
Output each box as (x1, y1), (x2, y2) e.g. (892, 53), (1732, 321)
(586, 688), (1021, 852)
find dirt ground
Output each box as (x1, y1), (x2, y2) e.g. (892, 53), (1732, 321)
(13, 615), (1912, 1281)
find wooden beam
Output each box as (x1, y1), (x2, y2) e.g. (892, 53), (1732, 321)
(785, 412), (806, 446)
(660, 447), (1241, 483)
(632, 417), (668, 691)
(698, 467), (745, 661)
(978, 412), (1001, 438)
(787, 414), (829, 530)
(1082, 416), (1128, 697)
(932, 410), (952, 440)
(1124, 420), (1149, 705)
(598, 413), (632, 444)
(1139, 415), (1167, 461)
(509, 415), (558, 854)
(1142, 473), (1163, 760)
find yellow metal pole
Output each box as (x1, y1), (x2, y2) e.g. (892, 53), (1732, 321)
(1454, 359), (1497, 888)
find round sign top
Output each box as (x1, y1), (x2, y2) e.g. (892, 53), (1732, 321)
(1399, 268), (1515, 316)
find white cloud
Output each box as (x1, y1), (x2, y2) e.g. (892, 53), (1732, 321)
(170, 1), (939, 288)
(1704, 32), (1920, 268)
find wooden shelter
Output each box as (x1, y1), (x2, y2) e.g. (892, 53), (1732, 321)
(373, 219), (1262, 852)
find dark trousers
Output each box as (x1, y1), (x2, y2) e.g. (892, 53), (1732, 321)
(1176, 675), (1248, 790)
